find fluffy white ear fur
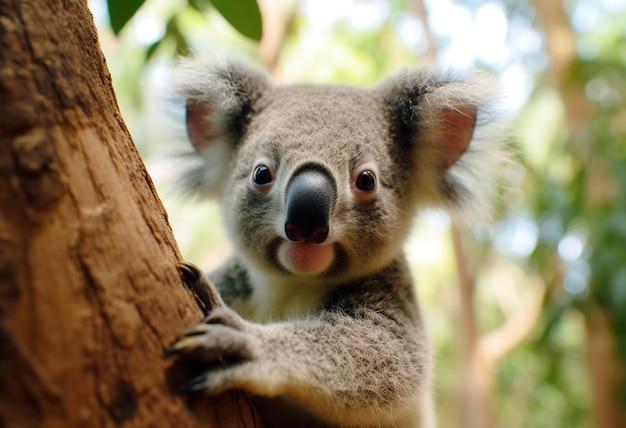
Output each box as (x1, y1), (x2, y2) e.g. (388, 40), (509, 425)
(443, 73), (510, 223)
(390, 68), (511, 223)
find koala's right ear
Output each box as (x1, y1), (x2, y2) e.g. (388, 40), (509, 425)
(171, 61), (270, 195)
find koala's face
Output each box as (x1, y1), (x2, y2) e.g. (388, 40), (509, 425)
(222, 86), (412, 281)
(176, 62), (495, 283)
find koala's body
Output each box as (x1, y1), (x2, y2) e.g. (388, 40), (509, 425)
(167, 61), (503, 428)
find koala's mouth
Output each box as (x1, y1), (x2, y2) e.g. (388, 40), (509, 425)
(277, 241), (335, 275)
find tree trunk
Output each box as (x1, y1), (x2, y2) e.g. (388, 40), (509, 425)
(0, 1), (260, 427)
(585, 307), (626, 428)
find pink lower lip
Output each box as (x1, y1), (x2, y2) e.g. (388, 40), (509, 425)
(278, 241), (334, 274)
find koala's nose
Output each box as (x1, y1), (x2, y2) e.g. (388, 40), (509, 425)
(284, 166), (336, 244)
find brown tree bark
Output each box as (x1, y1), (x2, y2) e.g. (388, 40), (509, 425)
(0, 1), (260, 427)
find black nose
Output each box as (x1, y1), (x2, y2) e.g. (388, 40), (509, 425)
(284, 166), (336, 244)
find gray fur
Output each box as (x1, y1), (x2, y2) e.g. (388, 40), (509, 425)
(167, 61), (506, 428)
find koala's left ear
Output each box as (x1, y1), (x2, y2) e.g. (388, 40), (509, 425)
(380, 68), (505, 218)
(170, 61), (270, 195)
(179, 63), (269, 151)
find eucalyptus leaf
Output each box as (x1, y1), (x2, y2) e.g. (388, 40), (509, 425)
(211, 0), (262, 41)
(107, 0), (144, 35)
(145, 39), (162, 61)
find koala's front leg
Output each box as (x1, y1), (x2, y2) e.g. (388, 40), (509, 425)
(170, 263), (282, 395)
(169, 265), (431, 427)
(169, 312), (429, 427)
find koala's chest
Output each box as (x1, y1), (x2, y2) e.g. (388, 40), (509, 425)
(231, 275), (330, 323)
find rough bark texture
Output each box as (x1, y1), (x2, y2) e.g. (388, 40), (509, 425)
(0, 1), (260, 427)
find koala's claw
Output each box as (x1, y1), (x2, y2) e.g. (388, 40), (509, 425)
(180, 323), (215, 337)
(165, 336), (204, 356)
(177, 262), (203, 285)
(179, 371), (212, 393)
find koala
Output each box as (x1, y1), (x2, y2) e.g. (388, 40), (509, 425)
(165, 61), (503, 428)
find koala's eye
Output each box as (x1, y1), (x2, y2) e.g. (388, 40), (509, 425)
(355, 170), (376, 191)
(252, 164), (273, 185)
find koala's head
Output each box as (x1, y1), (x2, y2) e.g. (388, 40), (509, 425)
(173, 61), (501, 283)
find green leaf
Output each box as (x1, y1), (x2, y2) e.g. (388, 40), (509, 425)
(145, 38), (162, 61)
(107, 0), (145, 35)
(211, 0), (263, 41)
(188, 0), (204, 11)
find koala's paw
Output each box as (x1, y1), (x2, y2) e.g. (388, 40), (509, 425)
(168, 306), (260, 361)
(167, 307), (270, 395)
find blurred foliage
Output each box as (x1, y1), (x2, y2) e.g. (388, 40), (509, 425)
(524, 4), (626, 405)
(95, 0), (626, 426)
